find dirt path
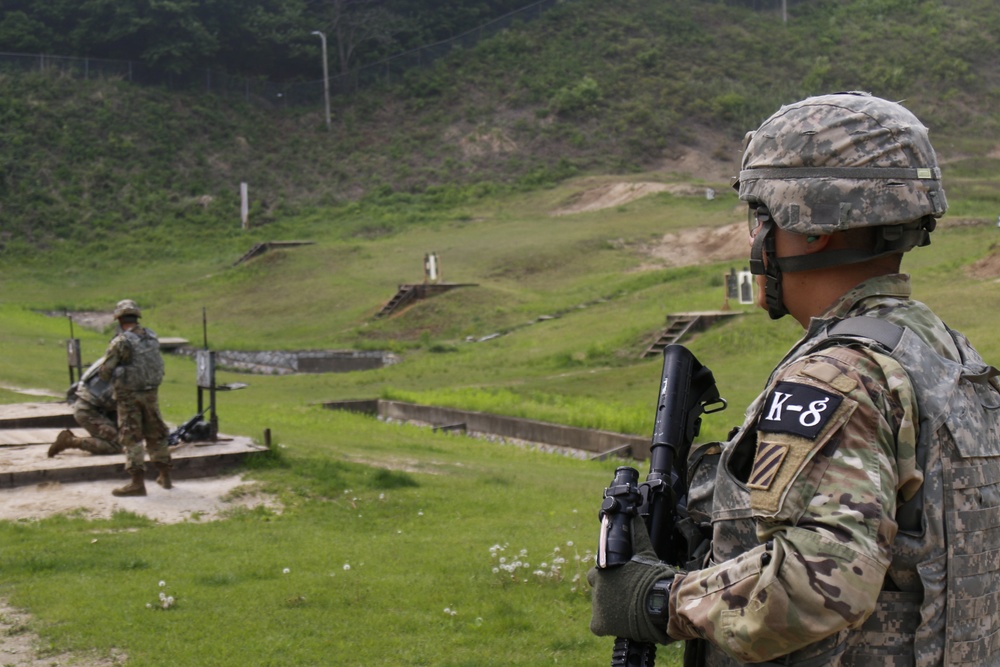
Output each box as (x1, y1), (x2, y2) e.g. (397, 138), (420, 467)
(0, 599), (125, 666)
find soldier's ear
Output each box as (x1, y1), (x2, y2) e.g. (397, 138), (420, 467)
(803, 234), (830, 254)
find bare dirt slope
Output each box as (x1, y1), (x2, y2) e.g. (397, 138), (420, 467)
(552, 172), (747, 269)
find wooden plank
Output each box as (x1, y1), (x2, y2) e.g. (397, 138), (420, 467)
(0, 433), (269, 488)
(0, 428), (86, 447)
(0, 402), (75, 430)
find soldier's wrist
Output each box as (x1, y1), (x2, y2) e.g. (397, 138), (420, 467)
(646, 577), (673, 627)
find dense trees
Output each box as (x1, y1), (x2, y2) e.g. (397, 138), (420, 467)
(0, 0), (542, 79)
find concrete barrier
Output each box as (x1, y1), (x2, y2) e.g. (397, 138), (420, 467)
(173, 349), (399, 375)
(322, 399), (650, 460)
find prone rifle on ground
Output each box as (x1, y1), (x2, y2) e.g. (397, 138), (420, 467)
(167, 406), (212, 446)
(596, 344), (726, 667)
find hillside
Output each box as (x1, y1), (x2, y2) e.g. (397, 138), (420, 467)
(2, 0), (1000, 255)
(2, 5), (1000, 663)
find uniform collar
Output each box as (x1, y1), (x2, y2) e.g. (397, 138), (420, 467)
(806, 274), (911, 334)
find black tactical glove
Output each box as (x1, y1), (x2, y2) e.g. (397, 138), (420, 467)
(588, 515), (676, 645)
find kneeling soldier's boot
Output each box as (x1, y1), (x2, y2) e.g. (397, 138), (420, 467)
(47, 429), (77, 458)
(155, 462), (173, 490)
(112, 469), (147, 497)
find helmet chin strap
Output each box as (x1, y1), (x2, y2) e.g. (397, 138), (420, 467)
(748, 220), (789, 320)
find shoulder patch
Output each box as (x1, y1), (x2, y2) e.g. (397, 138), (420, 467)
(746, 441), (789, 491)
(801, 360), (858, 394)
(758, 381), (843, 439)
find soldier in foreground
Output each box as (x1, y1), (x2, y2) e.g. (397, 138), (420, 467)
(589, 92), (1000, 665)
(100, 299), (173, 497)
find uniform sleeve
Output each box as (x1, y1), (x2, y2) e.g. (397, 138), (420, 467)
(99, 335), (130, 382)
(667, 346), (916, 663)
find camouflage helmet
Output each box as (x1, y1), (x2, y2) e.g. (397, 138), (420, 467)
(113, 299), (141, 319)
(736, 91), (947, 238)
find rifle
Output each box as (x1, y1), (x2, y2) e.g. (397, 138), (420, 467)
(597, 344), (726, 667)
(167, 406), (212, 446)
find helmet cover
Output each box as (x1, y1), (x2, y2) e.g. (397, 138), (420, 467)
(114, 299), (141, 319)
(737, 91), (947, 236)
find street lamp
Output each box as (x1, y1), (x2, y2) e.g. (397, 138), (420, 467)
(311, 30), (331, 130)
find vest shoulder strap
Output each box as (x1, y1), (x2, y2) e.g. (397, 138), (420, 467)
(825, 317), (904, 352)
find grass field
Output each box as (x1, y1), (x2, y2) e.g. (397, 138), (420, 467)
(1, 172), (999, 666)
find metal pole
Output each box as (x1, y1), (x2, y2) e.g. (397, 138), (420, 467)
(311, 30), (332, 130)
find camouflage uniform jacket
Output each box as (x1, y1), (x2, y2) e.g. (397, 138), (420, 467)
(667, 273), (1000, 666)
(99, 325), (165, 395)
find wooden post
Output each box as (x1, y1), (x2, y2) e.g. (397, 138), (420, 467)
(240, 182), (249, 229)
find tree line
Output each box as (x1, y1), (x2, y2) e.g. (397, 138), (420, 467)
(0, 0), (542, 80)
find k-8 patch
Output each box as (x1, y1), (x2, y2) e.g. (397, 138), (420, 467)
(758, 381), (843, 439)
(747, 381), (851, 508)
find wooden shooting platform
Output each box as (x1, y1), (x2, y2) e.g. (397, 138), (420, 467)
(641, 311), (743, 358)
(375, 282), (478, 319)
(0, 401), (269, 489)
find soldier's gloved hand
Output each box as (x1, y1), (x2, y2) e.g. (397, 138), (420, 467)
(588, 515), (676, 645)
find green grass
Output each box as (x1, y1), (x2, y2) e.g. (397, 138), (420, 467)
(2, 174), (999, 665)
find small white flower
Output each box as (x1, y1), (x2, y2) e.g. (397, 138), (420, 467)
(418, 511), (424, 516)
(159, 581), (166, 587)
(282, 568), (290, 575)
(343, 563), (351, 571)
(146, 603), (152, 609)
(566, 541), (574, 547)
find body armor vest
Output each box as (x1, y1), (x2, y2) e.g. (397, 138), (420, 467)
(694, 316), (1000, 667)
(77, 375), (115, 410)
(114, 328), (165, 393)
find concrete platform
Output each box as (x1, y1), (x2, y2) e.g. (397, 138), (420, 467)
(0, 402), (269, 489)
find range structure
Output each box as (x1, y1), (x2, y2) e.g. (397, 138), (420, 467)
(0, 401), (267, 489)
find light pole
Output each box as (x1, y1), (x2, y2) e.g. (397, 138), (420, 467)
(311, 30), (331, 130)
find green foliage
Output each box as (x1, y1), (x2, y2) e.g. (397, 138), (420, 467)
(550, 75), (603, 116)
(4, 0), (1000, 254)
(384, 387), (652, 435)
